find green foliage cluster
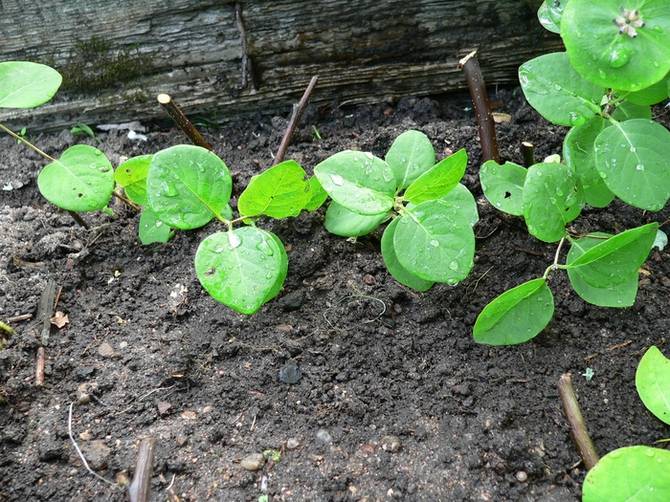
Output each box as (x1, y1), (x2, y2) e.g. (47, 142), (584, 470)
(474, 0), (670, 345)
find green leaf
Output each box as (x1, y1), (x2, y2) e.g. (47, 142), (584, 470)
(595, 119), (670, 211)
(582, 446), (670, 502)
(304, 176), (328, 211)
(385, 130), (436, 189)
(314, 150), (396, 215)
(636, 346), (670, 425)
(611, 100), (652, 121)
(195, 227), (285, 314)
(114, 155), (152, 205)
(473, 278), (554, 345)
(563, 117), (615, 208)
(263, 232), (289, 303)
(480, 160), (527, 216)
(146, 145), (232, 230)
(432, 183), (479, 227)
(404, 148), (467, 204)
(537, 0), (567, 33)
(566, 223), (658, 288)
(238, 160), (311, 218)
(381, 218), (434, 291)
(561, 0), (670, 91)
(324, 202), (389, 237)
(518, 52), (604, 126)
(37, 145), (114, 212)
(619, 73), (669, 106)
(0, 61), (62, 108)
(138, 207), (173, 245)
(70, 123), (96, 139)
(522, 162), (582, 242)
(566, 233), (638, 307)
(394, 200), (475, 284)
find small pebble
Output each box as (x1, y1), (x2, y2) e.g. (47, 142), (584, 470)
(316, 429), (332, 443)
(381, 435), (401, 452)
(240, 453), (265, 471)
(97, 342), (115, 358)
(175, 435), (188, 447)
(157, 401), (172, 415)
(516, 471), (528, 482)
(278, 361), (302, 384)
(286, 438), (300, 450)
(363, 274), (376, 285)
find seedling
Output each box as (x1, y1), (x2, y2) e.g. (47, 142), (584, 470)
(314, 130), (478, 290)
(473, 0), (670, 345)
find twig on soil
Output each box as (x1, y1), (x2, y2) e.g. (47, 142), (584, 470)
(157, 94), (213, 150)
(128, 437), (156, 502)
(6, 313), (32, 323)
(68, 402), (119, 488)
(38, 280), (57, 347)
(112, 190), (141, 211)
(458, 50), (500, 163)
(521, 141), (535, 167)
(166, 474), (179, 502)
(584, 340), (633, 362)
(35, 347), (45, 386)
(558, 373), (600, 470)
(235, 2), (257, 92)
(465, 266), (494, 297)
(274, 76), (319, 165)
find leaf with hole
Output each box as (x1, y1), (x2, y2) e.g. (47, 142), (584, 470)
(561, 0), (670, 91)
(522, 162), (582, 242)
(37, 145), (114, 212)
(404, 148), (467, 204)
(518, 52), (604, 126)
(582, 446), (670, 502)
(594, 119), (670, 211)
(563, 116), (615, 208)
(138, 207), (174, 245)
(195, 227), (285, 314)
(385, 130), (436, 189)
(393, 200), (474, 284)
(635, 346), (670, 425)
(0, 61), (62, 108)
(381, 218), (434, 292)
(325, 202), (389, 237)
(114, 155), (152, 205)
(566, 233), (638, 307)
(146, 145), (232, 229)
(480, 160), (527, 216)
(473, 278), (554, 345)
(314, 150), (396, 215)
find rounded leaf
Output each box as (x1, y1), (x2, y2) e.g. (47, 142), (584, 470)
(522, 162), (582, 242)
(595, 119), (670, 211)
(480, 160), (527, 216)
(114, 155), (152, 205)
(394, 201), (475, 284)
(537, 0), (566, 34)
(314, 150), (396, 215)
(147, 145), (232, 229)
(380, 218), (434, 292)
(582, 446), (670, 502)
(432, 183), (479, 227)
(563, 117), (615, 208)
(519, 52), (604, 126)
(404, 148), (467, 204)
(195, 227), (285, 314)
(635, 346), (670, 425)
(611, 101), (652, 121)
(37, 145), (114, 212)
(473, 278), (554, 346)
(138, 207), (173, 245)
(325, 202), (389, 237)
(0, 61), (62, 108)
(385, 130), (436, 189)
(561, 0), (670, 91)
(263, 233), (289, 303)
(619, 73), (669, 106)
(238, 160), (311, 218)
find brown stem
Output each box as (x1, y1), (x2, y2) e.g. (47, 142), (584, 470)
(157, 94), (213, 150)
(35, 347), (45, 386)
(235, 2), (257, 92)
(112, 191), (140, 211)
(458, 50), (500, 163)
(128, 437), (156, 502)
(521, 141), (535, 167)
(558, 373), (600, 470)
(274, 76), (319, 165)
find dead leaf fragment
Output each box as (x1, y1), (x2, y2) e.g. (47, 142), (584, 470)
(492, 112), (512, 123)
(50, 311), (69, 329)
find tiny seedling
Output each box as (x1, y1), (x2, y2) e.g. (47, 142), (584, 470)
(314, 130), (478, 290)
(581, 346), (670, 501)
(71, 123), (96, 139)
(473, 0), (670, 345)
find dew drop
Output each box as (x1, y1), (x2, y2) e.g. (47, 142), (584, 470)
(429, 239), (439, 247)
(629, 146), (636, 153)
(607, 45), (631, 68)
(330, 174), (344, 186)
(636, 164), (645, 171)
(448, 261), (459, 271)
(228, 232), (242, 249)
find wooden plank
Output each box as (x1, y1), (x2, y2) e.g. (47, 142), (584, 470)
(0, 0), (560, 130)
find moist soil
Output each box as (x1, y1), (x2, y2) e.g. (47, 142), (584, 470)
(1, 89), (668, 501)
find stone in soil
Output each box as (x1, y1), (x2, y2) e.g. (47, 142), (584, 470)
(240, 453), (265, 471)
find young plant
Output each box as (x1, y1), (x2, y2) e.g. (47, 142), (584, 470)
(314, 130), (478, 290)
(0, 61), (115, 220)
(582, 346), (670, 500)
(116, 147), (326, 314)
(472, 0), (670, 345)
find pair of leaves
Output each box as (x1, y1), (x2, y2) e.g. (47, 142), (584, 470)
(0, 61), (62, 109)
(481, 160), (582, 242)
(473, 223), (657, 345)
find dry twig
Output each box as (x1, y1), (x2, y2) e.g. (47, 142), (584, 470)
(128, 438), (156, 502)
(558, 373), (599, 470)
(274, 76), (319, 165)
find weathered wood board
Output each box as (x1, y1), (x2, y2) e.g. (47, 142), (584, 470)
(0, 0), (559, 130)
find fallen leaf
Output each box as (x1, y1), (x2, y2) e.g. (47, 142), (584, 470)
(492, 112), (512, 123)
(50, 311), (69, 329)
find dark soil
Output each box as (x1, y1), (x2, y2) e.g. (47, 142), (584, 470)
(1, 89), (669, 501)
